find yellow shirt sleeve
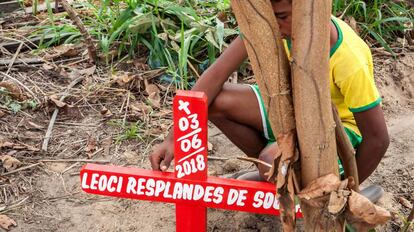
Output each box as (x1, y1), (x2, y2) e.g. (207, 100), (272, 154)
(335, 66), (381, 113)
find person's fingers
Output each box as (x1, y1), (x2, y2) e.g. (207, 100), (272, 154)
(160, 151), (174, 171)
(149, 147), (162, 171)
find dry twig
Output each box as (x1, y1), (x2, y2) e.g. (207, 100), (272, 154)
(1, 163), (41, 176)
(236, 156), (272, 168)
(40, 159), (110, 163)
(5, 42), (23, 75)
(60, 0), (96, 63)
(42, 76), (84, 152)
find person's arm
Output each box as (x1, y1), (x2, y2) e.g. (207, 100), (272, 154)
(150, 36), (248, 171)
(192, 36), (248, 105)
(354, 105), (389, 182)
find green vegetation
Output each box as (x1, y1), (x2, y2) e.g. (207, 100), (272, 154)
(0, 87), (37, 113)
(107, 119), (144, 143)
(28, 0), (413, 87)
(333, 0), (413, 53)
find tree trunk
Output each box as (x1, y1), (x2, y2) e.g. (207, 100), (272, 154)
(291, 0), (340, 230)
(230, 0), (297, 230)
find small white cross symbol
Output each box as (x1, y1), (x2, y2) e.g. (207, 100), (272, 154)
(178, 100), (191, 115)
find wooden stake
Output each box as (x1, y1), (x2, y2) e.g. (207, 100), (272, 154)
(332, 104), (360, 192)
(291, 0), (340, 230)
(60, 0), (96, 64)
(230, 0), (297, 230)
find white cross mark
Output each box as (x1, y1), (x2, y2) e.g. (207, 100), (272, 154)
(178, 100), (191, 115)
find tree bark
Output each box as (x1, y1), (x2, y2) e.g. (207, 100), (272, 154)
(332, 104), (360, 192)
(291, 0), (340, 230)
(230, 0), (297, 231)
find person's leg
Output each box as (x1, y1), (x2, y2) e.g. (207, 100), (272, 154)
(209, 83), (267, 158)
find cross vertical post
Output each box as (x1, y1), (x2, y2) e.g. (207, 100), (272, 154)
(173, 90), (208, 232)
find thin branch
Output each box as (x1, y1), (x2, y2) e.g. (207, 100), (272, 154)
(237, 156), (272, 168)
(42, 76), (84, 152)
(60, 0), (96, 63)
(6, 42), (23, 75)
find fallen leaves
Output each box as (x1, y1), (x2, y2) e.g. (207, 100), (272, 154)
(0, 215), (17, 230)
(48, 95), (69, 108)
(145, 80), (160, 108)
(0, 81), (26, 101)
(0, 137), (39, 151)
(297, 174), (391, 231)
(85, 136), (97, 158)
(100, 107), (113, 118)
(398, 196), (413, 209)
(297, 173), (341, 201)
(43, 44), (79, 60)
(346, 190), (391, 231)
(0, 155), (22, 171)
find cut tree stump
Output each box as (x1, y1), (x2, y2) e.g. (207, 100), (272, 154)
(230, 0), (298, 230)
(291, 0), (340, 230)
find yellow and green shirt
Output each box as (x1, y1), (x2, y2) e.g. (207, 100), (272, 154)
(283, 16), (381, 147)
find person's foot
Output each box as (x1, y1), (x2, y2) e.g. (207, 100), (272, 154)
(220, 170), (264, 181)
(360, 185), (384, 203)
(236, 170), (264, 181)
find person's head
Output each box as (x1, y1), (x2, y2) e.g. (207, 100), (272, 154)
(271, 0), (292, 39)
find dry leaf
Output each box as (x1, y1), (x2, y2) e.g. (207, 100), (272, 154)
(328, 189), (351, 215)
(133, 57), (149, 70)
(398, 196), (413, 209)
(43, 44), (79, 60)
(100, 107), (113, 118)
(144, 78), (161, 108)
(79, 65), (96, 76)
(0, 137), (39, 151)
(0, 155), (22, 171)
(297, 173), (341, 200)
(101, 136), (112, 157)
(0, 215), (17, 230)
(48, 95), (67, 108)
(25, 120), (44, 130)
(42, 63), (55, 70)
(346, 190), (391, 230)
(130, 102), (152, 114)
(112, 72), (135, 86)
(0, 81), (25, 101)
(85, 136), (97, 158)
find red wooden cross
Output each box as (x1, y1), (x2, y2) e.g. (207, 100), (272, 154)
(80, 90), (302, 231)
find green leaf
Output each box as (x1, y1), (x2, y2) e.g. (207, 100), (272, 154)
(8, 102), (21, 113)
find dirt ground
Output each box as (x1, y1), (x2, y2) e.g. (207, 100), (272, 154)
(1, 15), (414, 232)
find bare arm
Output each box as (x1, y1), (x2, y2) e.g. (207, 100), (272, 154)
(150, 36), (248, 171)
(354, 105), (389, 182)
(192, 36), (248, 105)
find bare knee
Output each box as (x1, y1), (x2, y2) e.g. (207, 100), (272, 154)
(209, 84), (235, 121)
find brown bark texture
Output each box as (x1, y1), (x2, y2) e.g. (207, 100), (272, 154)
(291, 0), (340, 230)
(230, 0), (298, 231)
(332, 104), (360, 192)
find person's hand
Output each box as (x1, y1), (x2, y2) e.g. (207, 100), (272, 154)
(149, 137), (174, 171)
(258, 142), (279, 181)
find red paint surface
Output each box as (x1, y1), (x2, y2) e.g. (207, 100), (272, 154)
(173, 90), (208, 232)
(80, 164), (293, 215)
(80, 90), (303, 231)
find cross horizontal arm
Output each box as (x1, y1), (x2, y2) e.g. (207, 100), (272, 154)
(81, 164), (302, 216)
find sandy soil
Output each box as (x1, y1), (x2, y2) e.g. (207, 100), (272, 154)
(0, 46), (413, 231)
